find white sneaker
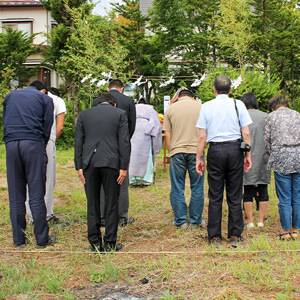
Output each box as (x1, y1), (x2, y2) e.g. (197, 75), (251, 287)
(245, 222), (254, 228)
(257, 222), (264, 227)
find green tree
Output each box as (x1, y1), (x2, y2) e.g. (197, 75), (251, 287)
(55, 7), (128, 119)
(0, 27), (38, 89)
(111, 0), (147, 73)
(43, 24), (70, 70)
(41, 0), (93, 70)
(197, 67), (281, 112)
(215, 0), (254, 69)
(110, 0), (169, 103)
(41, 0), (93, 26)
(149, 0), (220, 74)
(251, 0), (300, 107)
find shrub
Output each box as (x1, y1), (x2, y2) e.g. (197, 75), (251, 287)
(197, 67), (282, 112)
(56, 100), (75, 150)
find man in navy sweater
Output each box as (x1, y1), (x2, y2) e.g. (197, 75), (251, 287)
(3, 80), (55, 248)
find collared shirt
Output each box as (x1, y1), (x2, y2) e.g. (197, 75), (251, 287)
(264, 107), (300, 173)
(163, 96), (201, 156)
(196, 94), (252, 142)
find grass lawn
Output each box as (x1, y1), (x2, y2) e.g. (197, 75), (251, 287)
(0, 145), (299, 299)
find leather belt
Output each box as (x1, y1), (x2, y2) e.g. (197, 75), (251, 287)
(209, 139), (242, 145)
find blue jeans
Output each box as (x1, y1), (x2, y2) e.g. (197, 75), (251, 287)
(169, 153), (205, 226)
(274, 172), (300, 231)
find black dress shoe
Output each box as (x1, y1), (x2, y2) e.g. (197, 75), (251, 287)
(104, 243), (124, 252)
(119, 217), (135, 227)
(90, 242), (104, 252)
(36, 235), (57, 249)
(209, 237), (222, 248)
(229, 236), (243, 248)
(16, 237), (28, 248)
(47, 215), (60, 224)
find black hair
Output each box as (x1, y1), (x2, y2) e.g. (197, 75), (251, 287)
(178, 89), (194, 98)
(30, 80), (47, 91)
(108, 79), (124, 90)
(213, 75), (231, 94)
(49, 87), (60, 97)
(138, 97), (147, 104)
(268, 95), (289, 112)
(96, 93), (117, 106)
(241, 92), (258, 109)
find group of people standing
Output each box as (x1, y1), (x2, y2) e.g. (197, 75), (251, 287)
(3, 75), (300, 251)
(164, 75), (300, 247)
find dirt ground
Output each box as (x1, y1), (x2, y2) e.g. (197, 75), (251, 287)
(0, 151), (299, 299)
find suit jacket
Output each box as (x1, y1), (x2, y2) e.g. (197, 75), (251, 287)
(93, 89), (136, 139)
(74, 103), (130, 171)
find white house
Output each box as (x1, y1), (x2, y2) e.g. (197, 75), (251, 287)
(0, 0), (60, 87)
(139, 0), (153, 16)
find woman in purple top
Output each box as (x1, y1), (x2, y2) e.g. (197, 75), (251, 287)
(264, 95), (300, 240)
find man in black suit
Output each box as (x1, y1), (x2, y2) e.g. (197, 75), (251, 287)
(75, 93), (130, 252)
(93, 79), (136, 226)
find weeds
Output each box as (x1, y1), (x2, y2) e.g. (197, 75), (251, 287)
(0, 146), (299, 299)
(89, 256), (122, 284)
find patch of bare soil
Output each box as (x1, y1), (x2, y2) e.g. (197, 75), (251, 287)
(73, 281), (166, 299)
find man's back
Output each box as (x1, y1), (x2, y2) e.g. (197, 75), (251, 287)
(163, 91), (205, 229)
(198, 95), (251, 142)
(75, 103), (130, 171)
(195, 75), (252, 245)
(108, 89), (136, 138)
(163, 96), (201, 156)
(3, 86), (53, 143)
(4, 81), (54, 248)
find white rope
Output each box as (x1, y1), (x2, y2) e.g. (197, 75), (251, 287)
(0, 249), (299, 255)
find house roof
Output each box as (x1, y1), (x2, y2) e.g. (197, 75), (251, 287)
(0, 0), (43, 7)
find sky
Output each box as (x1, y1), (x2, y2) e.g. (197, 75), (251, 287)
(92, 0), (120, 16)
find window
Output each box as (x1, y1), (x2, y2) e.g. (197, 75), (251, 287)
(2, 21), (32, 36)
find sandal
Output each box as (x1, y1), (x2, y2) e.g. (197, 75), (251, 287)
(290, 232), (298, 240)
(279, 233), (291, 240)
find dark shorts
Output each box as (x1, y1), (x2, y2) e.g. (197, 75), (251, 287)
(243, 184), (269, 202)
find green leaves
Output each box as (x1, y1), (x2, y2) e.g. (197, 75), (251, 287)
(197, 66), (281, 112)
(216, 0), (254, 68)
(0, 27), (38, 89)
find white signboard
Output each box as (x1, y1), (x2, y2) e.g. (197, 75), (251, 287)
(164, 95), (170, 114)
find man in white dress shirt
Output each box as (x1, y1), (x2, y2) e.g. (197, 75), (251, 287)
(196, 76), (252, 247)
(26, 87), (67, 222)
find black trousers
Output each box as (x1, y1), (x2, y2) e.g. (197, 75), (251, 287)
(6, 140), (49, 246)
(207, 142), (244, 240)
(84, 163), (120, 248)
(100, 173), (129, 225)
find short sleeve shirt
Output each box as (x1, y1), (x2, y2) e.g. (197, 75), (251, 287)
(163, 96), (201, 156)
(196, 94), (252, 142)
(48, 92), (67, 142)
